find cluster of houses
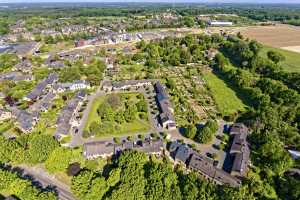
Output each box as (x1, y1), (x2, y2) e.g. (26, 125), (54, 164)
(75, 32), (143, 47)
(168, 141), (241, 187)
(1, 71), (90, 134)
(168, 123), (250, 187)
(54, 90), (86, 140)
(74, 29), (188, 48)
(23, 73), (58, 102)
(83, 138), (164, 159)
(82, 122), (250, 187)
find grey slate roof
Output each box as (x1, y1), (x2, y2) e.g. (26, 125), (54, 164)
(0, 72), (32, 82)
(175, 144), (192, 163)
(54, 91), (85, 139)
(13, 42), (39, 57)
(230, 123), (248, 136)
(112, 79), (152, 89)
(25, 73), (58, 100)
(83, 138), (164, 159)
(229, 123), (250, 177)
(154, 81), (176, 128)
(12, 108), (39, 133)
(170, 142), (241, 187)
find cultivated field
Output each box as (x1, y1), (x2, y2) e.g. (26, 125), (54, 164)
(239, 24), (300, 48)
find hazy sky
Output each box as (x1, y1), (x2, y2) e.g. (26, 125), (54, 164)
(1, 0), (300, 4)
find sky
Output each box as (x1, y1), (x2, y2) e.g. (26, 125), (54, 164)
(0, 0), (300, 4)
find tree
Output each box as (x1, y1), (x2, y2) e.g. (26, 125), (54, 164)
(45, 147), (74, 173)
(195, 120), (218, 144)
(256, 137), (293, 176)
(184, 124), (197, 139)
(124, 105), (137, 122)
(114, 111), (125, 124)
(168, 51), (181, 66)
(183, 16), (195, 27)
(136, 100), (148, 113)
(27, 134), (59, 164)
(180, 49), (191, 64)
(144, 162), (182, 200)
(71, 170), (95, 199)
(107, 94), (121, 109)
(267, 50), (285, 64)
(108, 151), (148, 200)
(97, 102), (114, 122)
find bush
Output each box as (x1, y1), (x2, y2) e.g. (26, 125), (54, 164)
(114, 137), (121, 144)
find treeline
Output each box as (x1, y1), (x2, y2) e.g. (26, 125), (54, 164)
(217, 35), (300, 149)
(0, 133), (85, 177)
(0, 167), (56, 200)
(210, 34), (300, 199)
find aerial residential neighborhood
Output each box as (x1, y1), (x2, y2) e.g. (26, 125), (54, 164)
(0, 1), (299, 200)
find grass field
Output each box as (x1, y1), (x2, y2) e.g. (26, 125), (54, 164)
(203, 71), (247, 117)
(84, 92), (151, 138)
(259, 46), (300, 73)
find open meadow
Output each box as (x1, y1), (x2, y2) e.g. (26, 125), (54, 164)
(202, 71), (247, 117)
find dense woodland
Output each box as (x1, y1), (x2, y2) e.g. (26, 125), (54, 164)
(1, 3), (300, 35)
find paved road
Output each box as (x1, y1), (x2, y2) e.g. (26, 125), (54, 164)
(2, 164), (76, 200)
(69, 79), (107, 147)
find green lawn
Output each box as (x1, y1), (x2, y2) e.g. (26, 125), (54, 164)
(84, 92), (151, 138)
(203, 71), (247, 117)
(260, 46), (300, 73)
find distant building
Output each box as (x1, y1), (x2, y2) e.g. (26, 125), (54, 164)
(209, 21), (233, 26)
(102, 80), (113, 92)
(29, 92), (56, 113)
(0, 72), (33, 82)
(13, 59), (32, 73)
(53, 80), (90, 93)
